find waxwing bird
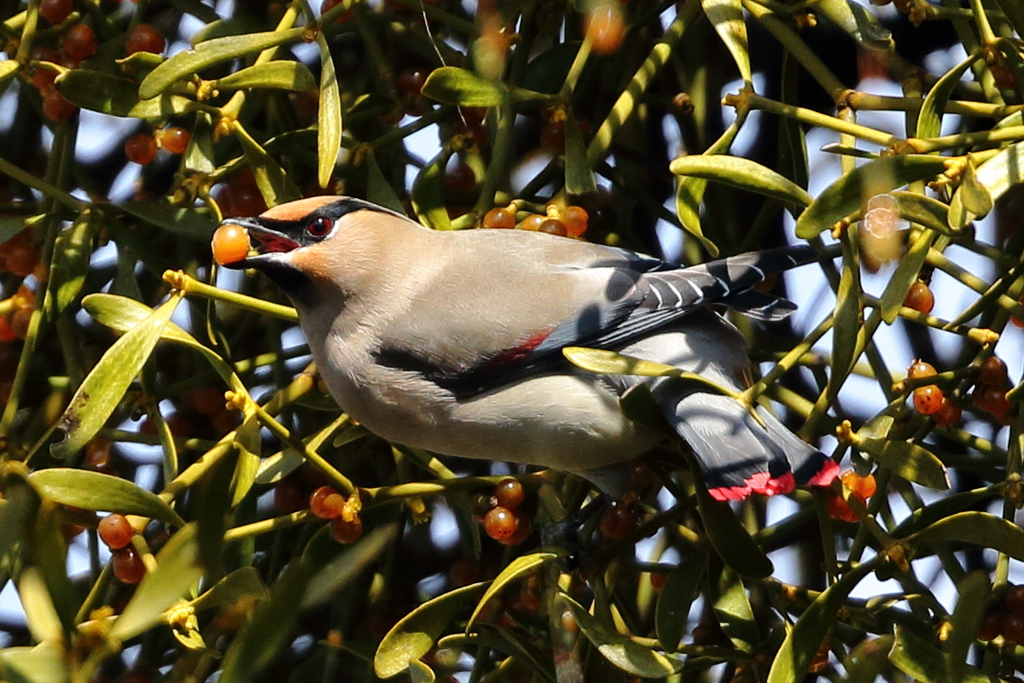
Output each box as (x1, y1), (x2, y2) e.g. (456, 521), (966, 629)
(215, 195), (838, 500)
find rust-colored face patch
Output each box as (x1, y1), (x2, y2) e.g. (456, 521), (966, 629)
(260, 196), (345, 222)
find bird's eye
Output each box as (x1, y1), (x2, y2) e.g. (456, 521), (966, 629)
(306, 216), (333, 238)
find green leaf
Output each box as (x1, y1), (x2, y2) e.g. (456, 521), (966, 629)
(31, 503), (76, 634)
(948, 141), (1024, 228)
(421, 67), (507, 106)
(0, 476), (38, 567)
(560, 593), (684, 678)
(812, 0), (892, 50)
(51, 295), (181, 459)
(694, 483), (773, 579)
(700, 0), (751, 83)
(191, 567), (269, 613)
(843, 635), (894, 683)
(795, 156), (948, 238)
(565, 108), (597, 195)
(439, 626), (557, 682)
(829, 241), (862, 401)
(0, 214), (30, 244)
(139, 28), (305, 99)
(119, 200), (217, 240)
(890, 485), (1000, 538)
(906, 511), (1024, 561)
(411, 149), (454, 230)
(374, 582), (488, 678)
(56, 70), (196, 118)
(0, 59), (19, 87)
(408, 659), (435, 683)
(212, 60), (315, 92)
(47, 212), (93, 315)
(889, 625), (993, 683)
(184, 112), (216, 174)
(195, 447), (235, 578)
(947, 572), (990, 683)
(229, 414), (261, 507)
(675, 176), (719, 257)
(315, 33), (343, 189)
(467, 552), (560, 631)
(0, 644), (68, 683)
(889, 191), (956, 234)
(18, 567), (63, 645)
(767, 562), (875, 683)
(301, 524), (399, 609)
(879, 227), (933, 324)
(857, 438), (949, 490)
(655, 547), (706, 651)
(110, 524), (204, 641)
(713, 570), (757, 652)
(28, 468), (185, 526)
(234, 122), (302, 207)
(670, 154), (813, 209)
(957, 158), (994, 217)
(366, 150), (406, 214)
(219, 558), (316, 683)
(916, 52), (979, 139)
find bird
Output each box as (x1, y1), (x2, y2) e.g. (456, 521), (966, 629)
(213, 195), (838, 501)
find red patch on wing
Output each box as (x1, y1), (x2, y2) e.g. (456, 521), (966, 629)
(707, 459), (838, 502)
(485, 331), (552, 370)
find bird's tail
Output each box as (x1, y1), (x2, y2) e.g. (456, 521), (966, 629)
(667, 390), (838, 501)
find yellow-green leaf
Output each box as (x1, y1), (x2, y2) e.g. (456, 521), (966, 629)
(421, 66), (505, 106)
(28, 468), (185, 526)
(655, 547), (706, 651)
(51, 294), (181, 459)
(119, 200), (217, 240)
(889, 191), (955, 234)
(375, 582), (488, 678)
(411, 149), (454, 230)
(879, 227), (933, 324)
(701, 0), (750, 83)
(714, 570), (757, 652)
(670, 154), (813, 209)
(191, 567), (269, 613)
(889, 625), (992, 683)
(916, 52), (979, 139)
(467, 552), (560, 631)
(948, 141), (1024, 228)
(0, 59), (19, 87)
(857, 438), (949, 490)
(767, 562), (875, 683)
(560, 593), (684, 678)
(316, 33), (343, 189)
(367, 150), (406, 214)
(906, 511), (1024, 561)
(565, 108), (597, 195)
(812, 0), (892, 50)
(56, 70), (195, 119)
(302, 524), (398, 609)
(0, 644), (67, 683)
(47, 212), (93, 315)
(947, 572), (990, 683)
(234, 121), (301, 207)
(829, 238), (862, 401)
(139, 28), (305, 99)
(795, 156), (948, 238)
(694, 482), (773, 579)
(111, 524), (203, 641)
(213, 60), (315, 92)
(675, 175), (719, 257)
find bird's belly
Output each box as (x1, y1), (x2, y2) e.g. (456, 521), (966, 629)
(325, 365), (662, 471)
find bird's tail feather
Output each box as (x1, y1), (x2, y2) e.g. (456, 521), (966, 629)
(666, 391), (838, 501)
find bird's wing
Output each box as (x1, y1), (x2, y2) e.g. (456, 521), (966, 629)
(372, 239), (817, 398)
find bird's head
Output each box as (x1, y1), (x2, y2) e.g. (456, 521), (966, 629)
(213, 195), (415, 305)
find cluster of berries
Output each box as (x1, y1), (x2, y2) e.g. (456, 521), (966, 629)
(825, 470), (876, 523)
(30, 0), (165, 123)
(476, 477), (532, 545)
(482, 204), (589, 238)
(310, 486), (363, 543)
(124, 127), (191, 166)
